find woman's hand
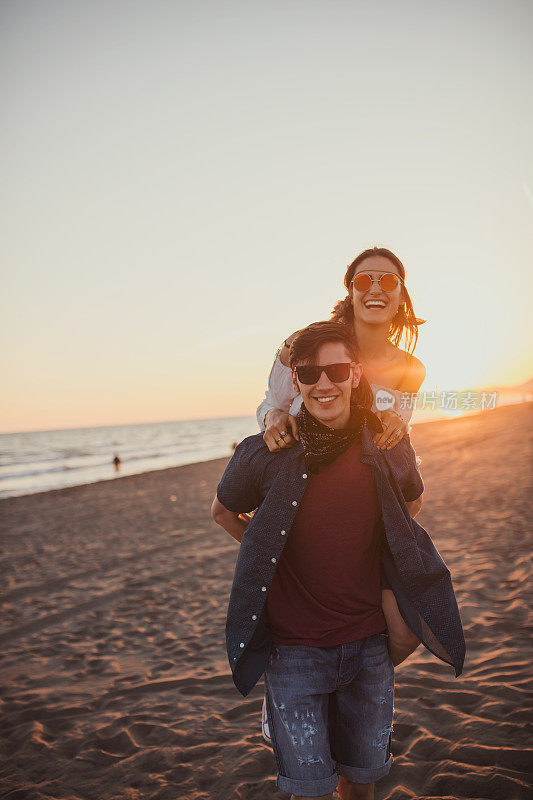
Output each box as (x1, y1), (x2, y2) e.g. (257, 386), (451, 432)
(263, 408), (300, 453)
(374, 409), (409, 450)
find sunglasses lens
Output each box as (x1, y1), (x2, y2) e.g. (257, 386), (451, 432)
(325, 363), (351, 382)
(296, 364), (351, 384)
(352, 273), (372, 292)
(380, 273), (399, 291)
(296, 366), (320, 384)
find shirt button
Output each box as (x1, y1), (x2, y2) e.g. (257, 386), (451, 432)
(302, 473), (307, 479)
(252, 614), (257, 620)
(292, 500), (297, 506)
(240, 642), (245, 647)
(261, 586), (267, 591)
(281, 530), (286, 535)
(271, 557), (276, 563)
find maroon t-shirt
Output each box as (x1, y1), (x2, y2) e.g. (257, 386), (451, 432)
(266, 439), (387, 646)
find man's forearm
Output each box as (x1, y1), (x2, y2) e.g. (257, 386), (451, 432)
(406, 495), (423, 518)
(212, 507), (249, 543)
(221, 514), (249, 543)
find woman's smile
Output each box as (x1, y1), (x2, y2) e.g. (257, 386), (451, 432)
(358, 292), (394, 320)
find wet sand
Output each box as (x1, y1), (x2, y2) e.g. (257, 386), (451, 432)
(1, 402), (532, 799)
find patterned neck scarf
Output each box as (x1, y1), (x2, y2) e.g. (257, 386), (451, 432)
(296, 394), (383, 474)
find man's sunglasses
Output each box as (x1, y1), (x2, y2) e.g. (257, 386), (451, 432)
(295, 362), (352, 385)
(351, 272), (401, 292)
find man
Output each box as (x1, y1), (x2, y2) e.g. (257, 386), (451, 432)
(212, 321), (465, 800)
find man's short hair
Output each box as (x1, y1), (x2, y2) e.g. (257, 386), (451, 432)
(289, 321), (358, 367)
(289, 321), (374, 409)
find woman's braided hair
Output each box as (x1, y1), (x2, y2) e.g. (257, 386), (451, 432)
(330, 246), (424, 354)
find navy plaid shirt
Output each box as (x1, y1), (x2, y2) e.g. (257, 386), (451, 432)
(217, 425), (465, 697)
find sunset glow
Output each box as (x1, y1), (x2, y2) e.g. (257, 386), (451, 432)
(1, 1), (532, 433)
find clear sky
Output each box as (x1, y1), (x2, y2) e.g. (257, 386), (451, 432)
(1, 0), (532, 432)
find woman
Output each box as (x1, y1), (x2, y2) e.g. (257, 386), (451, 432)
(258, 246), (426, 451)
(256, 246), (427, 744)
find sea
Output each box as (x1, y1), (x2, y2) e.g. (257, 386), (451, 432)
(0, 416), (258, 499)
(0, 392), (528, 499)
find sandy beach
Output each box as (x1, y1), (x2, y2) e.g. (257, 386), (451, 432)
(1, 402), (531, 800)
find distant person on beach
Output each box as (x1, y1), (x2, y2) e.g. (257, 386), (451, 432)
(113, 454), (121, 471)
(255, 246), (427, 744)
(212, 321), (465, 800)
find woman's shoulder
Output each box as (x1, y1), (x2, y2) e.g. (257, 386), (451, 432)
(278, 329), (304, 366)
(395, 349), (426, 392)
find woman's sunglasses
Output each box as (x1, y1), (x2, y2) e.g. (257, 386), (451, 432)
(351, 272), (401, 292)
(295, 362), (352, 385)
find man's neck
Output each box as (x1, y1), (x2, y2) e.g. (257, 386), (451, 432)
(310, 407), (351, 430)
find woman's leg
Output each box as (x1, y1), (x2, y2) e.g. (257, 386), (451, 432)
(381, 588), (421, 666)
(261, 693), (271, 743)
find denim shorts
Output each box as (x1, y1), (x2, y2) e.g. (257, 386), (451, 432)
(264, 632), (394, 797)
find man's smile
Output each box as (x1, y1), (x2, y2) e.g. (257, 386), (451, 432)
(312, 395), (339, 404)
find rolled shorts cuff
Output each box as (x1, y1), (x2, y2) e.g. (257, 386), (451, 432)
(276, 770), (339, 796)
(335, 752), (393, 784)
